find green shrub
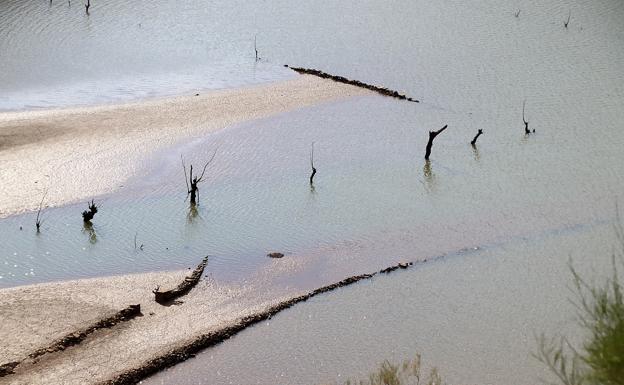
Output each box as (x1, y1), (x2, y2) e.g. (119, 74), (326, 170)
(337, 355), (442, 385)
(536, 220), (624, 385)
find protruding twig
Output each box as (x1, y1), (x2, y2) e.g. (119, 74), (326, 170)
(424, 125), (448, 160)
(471, 129), (484, 146)
(35, 189), (48, 233)
(515, 9), (521, 18)
(309, 142), (317, 185)
(523, 100), (533, 135)
(85, 0), (90, 15)
(254, 35), (259, 62)
(564, 10), (571, 28)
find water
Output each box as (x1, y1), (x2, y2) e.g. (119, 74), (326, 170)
(0, 0), (294, 110)
(2, 0), (624, 383)
(2, 93), (620, 287)
(145, 222), (617, 385)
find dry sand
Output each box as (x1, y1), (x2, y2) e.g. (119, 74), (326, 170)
(0, 75), (369, 218)
(0, 257), (312, 384)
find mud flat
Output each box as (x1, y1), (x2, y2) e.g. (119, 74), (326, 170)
(0, 75), (370, 218)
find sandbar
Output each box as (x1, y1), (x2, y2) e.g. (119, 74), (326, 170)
(0, 76), (370, 218)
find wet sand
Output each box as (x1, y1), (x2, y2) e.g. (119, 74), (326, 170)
(0, 75), (369, 218)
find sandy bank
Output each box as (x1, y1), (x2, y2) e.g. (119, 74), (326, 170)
(0, 255), (417, 385)
(0, 76), (370, 218)
(0, 257), (311, 384)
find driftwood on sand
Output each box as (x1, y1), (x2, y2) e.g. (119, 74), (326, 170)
(153, 257), (208, 304)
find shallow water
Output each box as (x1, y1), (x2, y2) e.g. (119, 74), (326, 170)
(0, 0), (294, 110)
(1, 92), (620, 287)
(145, 222), (617, 385)
(2, 0), (624, 383)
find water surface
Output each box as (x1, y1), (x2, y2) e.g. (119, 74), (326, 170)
(1, 0), (624, 383)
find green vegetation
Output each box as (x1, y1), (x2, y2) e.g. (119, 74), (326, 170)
(336, 355), (442, 385)
(535, 221), (624, 385)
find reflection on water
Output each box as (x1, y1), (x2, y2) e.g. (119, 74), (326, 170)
(82, 222), (97, 244)
(187, 205), (200, 223)
(422, 160), (436, 193)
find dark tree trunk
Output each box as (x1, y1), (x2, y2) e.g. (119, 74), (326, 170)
(190, 185), (197, 205)
(424, 125), (447, 160)
(82, 200), (98, 222)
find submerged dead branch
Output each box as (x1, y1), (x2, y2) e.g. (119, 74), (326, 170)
(309, 141), (317, 186)
(424, 125), (447, 160)
(564, 10), (571, 28)
(35, 189), (48, 233)
(182, 149), (217, 206)
(82, 200), (98, 222)
(471, 129), (484, 146)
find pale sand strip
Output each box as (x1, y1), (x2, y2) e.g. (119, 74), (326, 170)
(0, 257), (310, 385)
(0, 76), (370, 217)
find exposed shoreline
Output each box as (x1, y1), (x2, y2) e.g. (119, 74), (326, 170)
(0, 75), (371, 218)
(0, 257), (425, 385)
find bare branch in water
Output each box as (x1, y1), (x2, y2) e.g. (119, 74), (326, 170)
(424, 125), (447, 160)
(309, 141), (317, 185)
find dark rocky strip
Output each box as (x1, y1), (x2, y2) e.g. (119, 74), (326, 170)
(153, 256), (208, 304)
(284, 65), (420, 103)
(101, 261), (417, 385)
(0, 362), (18, 377)
(0, 304), (141, 377)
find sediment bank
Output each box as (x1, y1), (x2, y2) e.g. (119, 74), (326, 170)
(0, 75), (371, 218)
(106, 261), (416, 385)
(0, 305), (141, 377)
(0, 257), (431, 385)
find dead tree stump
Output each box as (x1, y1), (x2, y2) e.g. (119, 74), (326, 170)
(182, 150), (217, 206)
(82, 200), (98, 222)
(425, 125), (448, 160)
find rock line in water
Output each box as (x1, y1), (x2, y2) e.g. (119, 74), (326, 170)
(284, 65), (420, 103)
